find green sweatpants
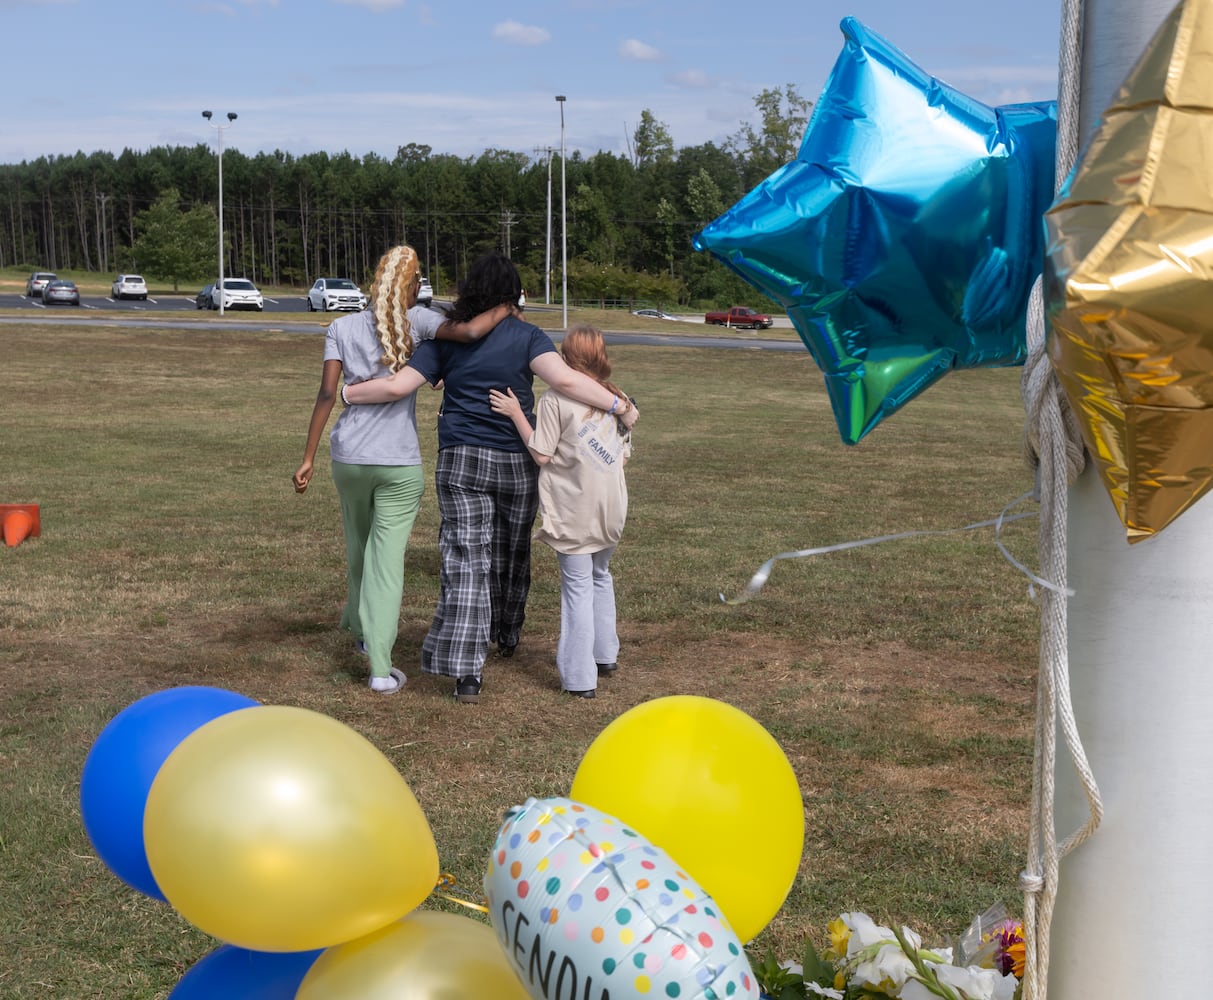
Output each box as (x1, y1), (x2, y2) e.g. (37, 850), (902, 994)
(331, 461), (425, 678)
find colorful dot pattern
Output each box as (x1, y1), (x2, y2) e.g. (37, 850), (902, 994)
(486, 797), (758, 1000)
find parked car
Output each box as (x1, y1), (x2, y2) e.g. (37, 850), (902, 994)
(703, 306), (774, 329)
(111, 274), (149, 300)
(209, 278), (263, 311)
(307, 277), (367, 312)
(42, 279), (80, 306)
(25, 271), (57, 297)
(417, 276), (433, 308)
(195, 284), (214, 309)
(632, 308), (680, 321)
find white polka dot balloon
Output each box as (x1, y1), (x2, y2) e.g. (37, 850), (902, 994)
(485, 797), (759, 1000)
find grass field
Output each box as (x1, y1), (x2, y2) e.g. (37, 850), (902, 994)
(0, 318), (1042, 998)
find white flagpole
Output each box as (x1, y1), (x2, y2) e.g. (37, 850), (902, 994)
(1050, 3), (1213, 998)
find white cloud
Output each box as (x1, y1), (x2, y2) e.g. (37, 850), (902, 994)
(332, 0), (405, 9)
(492, 20), (551, 45)
(619, 38), (661, 61)
(668, 68), (712, 89)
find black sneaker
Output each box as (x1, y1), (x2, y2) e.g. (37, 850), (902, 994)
(497, 640), (517, 658)
(454, 676), (482, 704)
(563, 688), (596, 699)
(596, 662), (617, 676)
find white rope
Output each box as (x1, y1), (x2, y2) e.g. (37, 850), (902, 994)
(719, 504), (1038, 605)
(1018, 2), (1104, 996)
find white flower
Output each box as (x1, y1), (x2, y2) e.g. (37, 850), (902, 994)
(900, 962), (1018, 1000)
(840, 911), (897, 955)
(852, 941), (916, 990)
(841, 914), (929, 992)
(805, 983), (845, 1000)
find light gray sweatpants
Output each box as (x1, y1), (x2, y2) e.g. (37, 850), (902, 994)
(555, 547), (620, 692)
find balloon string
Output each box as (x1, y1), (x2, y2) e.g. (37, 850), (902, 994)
(432, 872), (489, 915)
(719, 493), (1045, 604)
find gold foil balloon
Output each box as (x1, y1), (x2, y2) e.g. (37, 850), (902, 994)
(144, 706), (438, 952)
(1045, 0), (1213, 540)
(296, 911), (531, 1000)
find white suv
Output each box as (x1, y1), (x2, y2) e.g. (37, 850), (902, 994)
(417, 276), (433, 307)
(112, 274), (149, 300)
(307, 277), (367, 312)
(25, 272), (57, 297)
(210, 278), (264, 311)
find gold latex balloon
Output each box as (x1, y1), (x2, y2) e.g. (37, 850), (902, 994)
(296, 910), (532, 1000)
(144, 706), (438, 952)
(1045, 0), (1213, 540)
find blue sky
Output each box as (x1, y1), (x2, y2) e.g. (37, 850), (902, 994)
(2, 0), (1062, 164)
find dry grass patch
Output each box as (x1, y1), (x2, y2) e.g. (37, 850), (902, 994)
(2, 321), (1040, 998)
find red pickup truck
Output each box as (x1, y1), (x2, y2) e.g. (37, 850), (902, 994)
(703, 306), (774, 329)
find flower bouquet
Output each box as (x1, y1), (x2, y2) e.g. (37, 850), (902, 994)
(755, 906), (1025, 1000)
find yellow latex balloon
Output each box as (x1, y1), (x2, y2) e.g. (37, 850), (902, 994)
(144, 705), (438, 952)
(297, 910), (532, 1000)
(570, 696), (803, 944)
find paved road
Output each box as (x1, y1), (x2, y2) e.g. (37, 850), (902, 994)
(0, 290), (311, 314)
(0, 293), (805, 352)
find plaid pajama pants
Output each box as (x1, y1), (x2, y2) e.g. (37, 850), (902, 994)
(420, 445), (539, 679)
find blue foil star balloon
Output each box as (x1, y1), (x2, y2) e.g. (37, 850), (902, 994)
(693, 17), (1057, 444)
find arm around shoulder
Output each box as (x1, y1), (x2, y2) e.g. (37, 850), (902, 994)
(530, 352), (638, 428)
(343, 365), (428, 404)
(436, 303), (514, 343)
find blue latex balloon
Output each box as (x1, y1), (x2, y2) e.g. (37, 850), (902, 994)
(693, 17), (1057, 444)
(79, 686), (258, 899)
(169, 946), (322, 1000)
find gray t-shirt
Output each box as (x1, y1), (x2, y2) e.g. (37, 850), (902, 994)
(325, 306), (442, 466)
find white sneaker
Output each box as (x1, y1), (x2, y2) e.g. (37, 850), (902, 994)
(369, 667), (406, 694)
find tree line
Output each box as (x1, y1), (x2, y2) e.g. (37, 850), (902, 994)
(0, 87), (810, 308)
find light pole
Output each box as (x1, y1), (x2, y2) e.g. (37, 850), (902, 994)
(201, 110), (237, 316)
(555, 95), (568, 329)
(532, 145), (553, 304)
(533, 142), (555, 302)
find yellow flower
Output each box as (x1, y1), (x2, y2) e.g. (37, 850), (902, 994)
(827, 917), (850, 960)
(1007, 938), (1026, 978)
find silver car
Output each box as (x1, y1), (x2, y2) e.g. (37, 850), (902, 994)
(43, 280), (80, 306)
(417, 276), (433, 307)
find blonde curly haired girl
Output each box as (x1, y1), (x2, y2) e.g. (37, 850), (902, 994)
(292, 245), (509, 696)
(369, 244), (421, 372)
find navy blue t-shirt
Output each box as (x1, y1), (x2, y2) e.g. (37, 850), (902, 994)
(407, 315), (557, 452)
